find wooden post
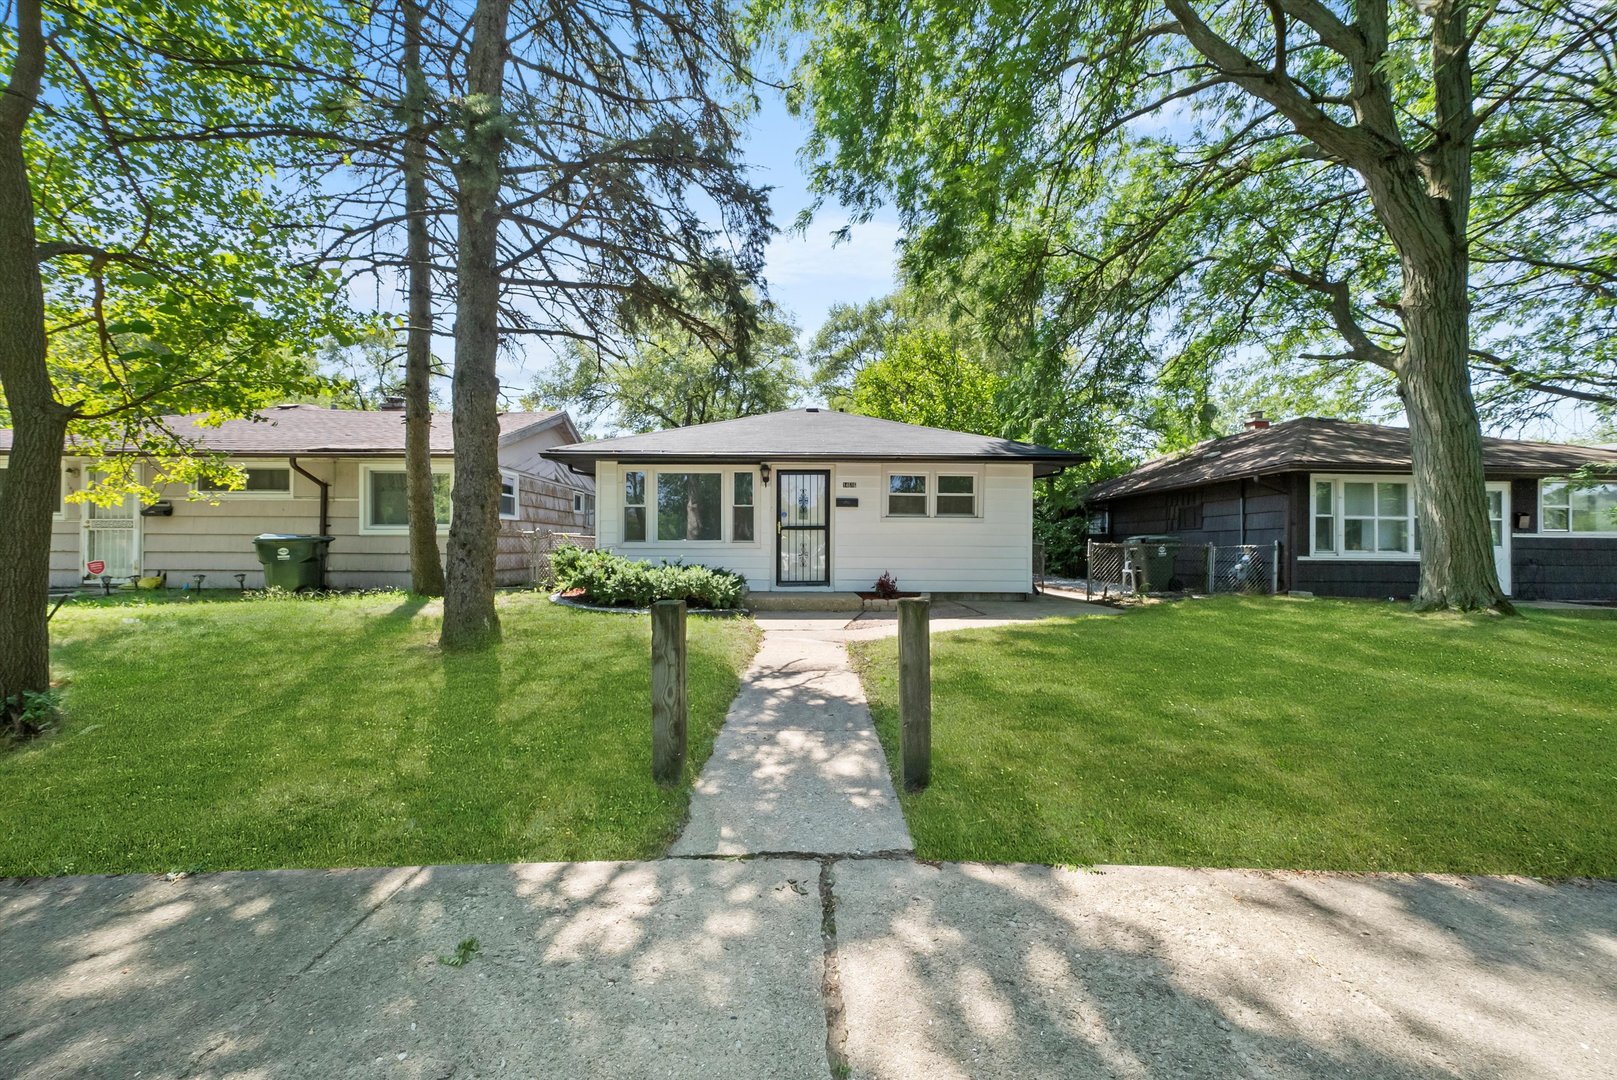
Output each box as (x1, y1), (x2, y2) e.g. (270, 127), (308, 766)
(898, 596), (931, 791)
(651, 598), (687, 785)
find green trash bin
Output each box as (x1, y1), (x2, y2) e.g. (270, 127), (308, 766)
(253, 534), (333, 591)
(1125, 534), (1183, 592)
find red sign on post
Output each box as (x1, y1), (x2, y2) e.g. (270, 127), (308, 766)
(87, 560), (106, 576)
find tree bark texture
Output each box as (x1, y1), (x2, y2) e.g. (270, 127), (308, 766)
(0, 0), (69, 709)
(440, 0), (512, 650)
(402, 0), (445, 597)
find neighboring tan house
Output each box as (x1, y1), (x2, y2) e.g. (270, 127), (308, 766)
(1084, 414), (1617, 601)
(543, 408), (1087, 597)
(0, 403), (595, 590)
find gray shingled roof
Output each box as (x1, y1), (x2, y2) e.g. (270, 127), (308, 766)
(0, 404), (567, 456)
(1087, 417), (1617, 501)
(543, 408), (1089, 476)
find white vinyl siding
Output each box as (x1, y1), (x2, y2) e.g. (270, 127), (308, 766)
(594, 459), (1033, 594)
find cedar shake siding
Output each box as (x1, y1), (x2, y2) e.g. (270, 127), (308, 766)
(1513, 538), (1617, 602)
(1105, 478), (1289, 586)
(1093, 460), (1617, 601)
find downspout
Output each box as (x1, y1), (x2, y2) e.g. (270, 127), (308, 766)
(1238, 480), (1247, 546)
(288, 456), (331, 588)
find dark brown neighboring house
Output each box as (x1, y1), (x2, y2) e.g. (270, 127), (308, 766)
(1084, 414), (1617, 601)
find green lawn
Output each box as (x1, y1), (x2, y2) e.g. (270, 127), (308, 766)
(1, 592), (758, 876)
(851, 598), (1617, 876)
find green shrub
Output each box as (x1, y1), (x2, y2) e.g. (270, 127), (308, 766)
(551, 546), (747, 610)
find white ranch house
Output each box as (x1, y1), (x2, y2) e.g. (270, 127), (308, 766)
(544, 408), (1086, 597)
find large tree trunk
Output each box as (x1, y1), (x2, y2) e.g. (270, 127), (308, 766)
(440, 0), (511, 650)
(0, 0), (67, 716)
(1397, 250), (1508, 612)
(402, 0), (445, 597)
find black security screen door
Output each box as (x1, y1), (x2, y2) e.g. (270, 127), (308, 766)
(776, 470), (830, 586)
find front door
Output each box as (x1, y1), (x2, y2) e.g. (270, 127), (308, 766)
(82, 484), (142, 579)
(776, 470), (830, 586)
(1487, 483), (1512, 595)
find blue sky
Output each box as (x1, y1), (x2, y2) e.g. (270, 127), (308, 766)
(740, 90), (902, 344)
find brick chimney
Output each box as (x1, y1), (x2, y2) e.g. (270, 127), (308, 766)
(1245, 410), (1271, 431)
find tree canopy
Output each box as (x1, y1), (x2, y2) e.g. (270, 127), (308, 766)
(534, 289), (800, 431)
(771, 0), (1617, 609)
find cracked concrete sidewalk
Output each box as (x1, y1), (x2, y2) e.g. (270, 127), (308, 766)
(3, 860), (1614, 1079)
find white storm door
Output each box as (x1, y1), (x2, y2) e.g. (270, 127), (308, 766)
(83, 486), (141, 578)
(1486, 484), (1511, 596)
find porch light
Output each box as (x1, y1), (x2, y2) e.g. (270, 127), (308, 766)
(1516, 512), (1531, 530)
(760, 463), (771, 487)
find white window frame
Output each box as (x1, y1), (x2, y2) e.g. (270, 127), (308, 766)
(1538, 477), (1617, 536)
(359, 462), (453, 535)
(194, 460), (295, 500)
(881, 467), (986, 520)
(622, 469), (648, 544)
(731, 469), (758, 546)
(572, 490), (596, 528)
(499, 470), (520, 521)
(650, 467), (729, 545)
(935, 473), (980, 518)
(1304, 474), (1420, 561)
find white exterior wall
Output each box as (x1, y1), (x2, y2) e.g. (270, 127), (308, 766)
(595, 459), (1035, 595)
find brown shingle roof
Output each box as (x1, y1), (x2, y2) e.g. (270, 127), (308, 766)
(0, 404), (566, 456)
(1087, 418), (1617, 501)
(544, 407), (1089, 477)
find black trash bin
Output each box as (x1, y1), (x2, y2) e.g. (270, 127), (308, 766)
(1125, 534), (1183, 592)
(253, 534), (334, 591)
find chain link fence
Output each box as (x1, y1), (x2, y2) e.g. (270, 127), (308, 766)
(528, 530), (596, 588)
(1202, 542), (1280, 594)
(1085, 541), (1147, 599)
(1085, 539), (1281, 599)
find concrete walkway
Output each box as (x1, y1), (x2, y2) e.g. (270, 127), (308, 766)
(671, 617), (914, 856)
(3, 862), (1613, 1078)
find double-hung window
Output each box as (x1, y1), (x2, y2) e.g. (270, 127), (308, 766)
(887, 474), (928, 516)
(623, 471), (647, 542)
(1311, 476), (1418, 557)
(1541, 479), (1617, 534)
(885, 470), (981, 518)
(732, 472), (755, 541)
(936, 475), (977, 516)
(656, 472), (723, 541)
(499, 472), (519, 520)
